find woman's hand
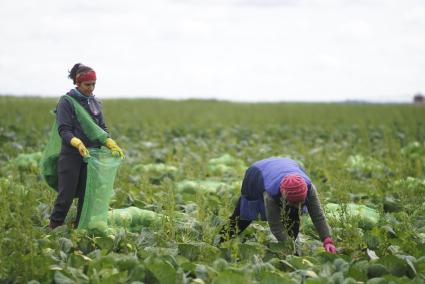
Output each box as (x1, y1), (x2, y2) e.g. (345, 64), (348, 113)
(323, 237), (337, 254)
(70, 137), (90, 157)
(105, 138), (125, 158)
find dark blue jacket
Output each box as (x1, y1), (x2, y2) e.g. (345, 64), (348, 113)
(56, 89), (109, 154)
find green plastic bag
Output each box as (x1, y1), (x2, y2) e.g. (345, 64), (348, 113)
(40, 95), (109, 191)
(78, 148), (122, 230)
(40, 118), (62, 190)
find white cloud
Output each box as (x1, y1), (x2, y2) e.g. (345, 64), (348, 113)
(0, 0), (424, 102)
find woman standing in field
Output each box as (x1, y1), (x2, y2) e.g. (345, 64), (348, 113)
(218, 157), (336, 255)
(48, 63), (124, 229)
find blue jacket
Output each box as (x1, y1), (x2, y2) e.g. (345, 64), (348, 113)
(239, 157), (311, 220)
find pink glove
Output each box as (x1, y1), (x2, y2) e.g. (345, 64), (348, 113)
(323, 237), (336, 254)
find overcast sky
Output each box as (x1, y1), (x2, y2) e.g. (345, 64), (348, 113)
(0, 0), (424, 102)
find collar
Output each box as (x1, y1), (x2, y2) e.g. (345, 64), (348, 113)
(72, 88), (94, 100)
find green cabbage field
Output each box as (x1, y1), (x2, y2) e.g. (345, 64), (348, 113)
(1, 96), (425, 283)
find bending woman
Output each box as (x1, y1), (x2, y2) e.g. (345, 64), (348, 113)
(218, 157), (336, 255)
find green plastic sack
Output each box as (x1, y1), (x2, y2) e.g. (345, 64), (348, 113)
(40, 95), (109, 191)
(78, 148), (122, 230)
(40, 118), (62, 190)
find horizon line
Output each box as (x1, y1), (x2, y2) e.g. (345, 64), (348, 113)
(0, 93), (420, 105)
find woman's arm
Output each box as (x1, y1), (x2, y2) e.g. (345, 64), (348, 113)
(95, 99), (109, 134)
(306, 184), (331, 240)
(264, 191), (289, 242)
(56, 97), (75, 144)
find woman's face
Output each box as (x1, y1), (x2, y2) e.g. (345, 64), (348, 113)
(287, 201), (302, 209)
(77, 80), (96, 96)
(281, 195), (302, 209)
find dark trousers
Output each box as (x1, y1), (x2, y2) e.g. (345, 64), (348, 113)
(218, 197), (252, 242)
(50, 153), (87, 224)
(218, 197), (300, 242)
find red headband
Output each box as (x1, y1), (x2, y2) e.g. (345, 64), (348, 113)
(76, 70), (97, 83)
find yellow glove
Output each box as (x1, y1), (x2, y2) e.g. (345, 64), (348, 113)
(70, 137), (89, 157)
(105, 138), (125, 158)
